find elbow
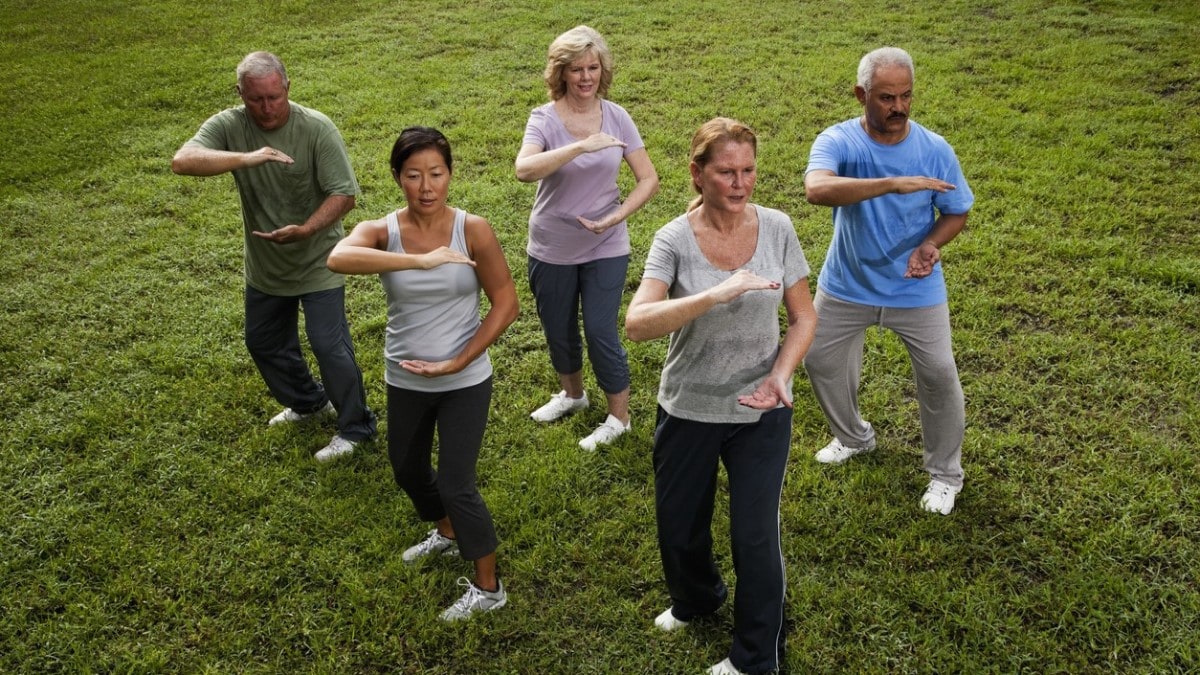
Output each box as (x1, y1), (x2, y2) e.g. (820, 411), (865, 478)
(514, 165), (536, 183)
(170, 155), (190, 176)
(624, 316), (650, 343)
(803, 186), (828, 206)
(325, 249), (348, 274)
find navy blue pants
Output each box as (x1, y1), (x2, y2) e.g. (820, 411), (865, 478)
(653, 406), (792, 675)
(244, 285), (376, 441)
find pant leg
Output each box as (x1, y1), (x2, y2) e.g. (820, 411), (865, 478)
(244, 285), (327, 413)
(882, 303), (965, 488)
(803, 289), (878, 448)
(579, 255), (631, 395)
(527, 256), (583, 376)
(300, 287), (376, 441)
(387, 385), (445, 521)
(722, 407), (792, 675)
(652, 407), (728, 620)
(432, 378), (498, 561)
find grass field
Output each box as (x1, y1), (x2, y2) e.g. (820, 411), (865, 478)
(2, 0), (1198, 673)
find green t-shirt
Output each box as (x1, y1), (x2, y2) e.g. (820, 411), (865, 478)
(187, 103), (359, 295)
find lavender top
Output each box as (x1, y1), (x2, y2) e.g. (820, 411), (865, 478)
(522, 99), (645, 264)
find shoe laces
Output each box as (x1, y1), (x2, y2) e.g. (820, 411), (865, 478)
(449, 577), (486, 612)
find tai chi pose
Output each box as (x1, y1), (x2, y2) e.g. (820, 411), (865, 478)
(327, 127), (518, 621)
(626, 118), (817, 675)
(516, 25), (659, 450)
(172, 51), (376, 461)
(803, 47), (975, 515)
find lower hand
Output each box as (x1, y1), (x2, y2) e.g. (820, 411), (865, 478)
(737, 375), (792, 410)
(399, 359), (457, 377)
(252, 224), (311, 244)
(905, 242), (941, 278)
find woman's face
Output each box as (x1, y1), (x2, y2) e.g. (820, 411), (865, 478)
(692, 140), (757, 214)
(395, 147), (451, 215)
(562, 51), (602, 101)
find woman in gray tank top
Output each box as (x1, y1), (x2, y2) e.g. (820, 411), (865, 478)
(327, 127), (519, 622)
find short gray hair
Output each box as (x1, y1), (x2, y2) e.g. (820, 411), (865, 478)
(857, 47), (913, 91)
(237, 51), (288, 89)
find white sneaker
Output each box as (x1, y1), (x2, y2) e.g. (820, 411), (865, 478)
(402, 529), (460, 563)
(269, 401), (335, 427)
(708, 657), (747, 675)
(921, 479), (961, 515)
(654, 606), (689, 632)
(439, 577), (507, 621)
(530, 390), (589, 422)
(579, 414), (630, 451)
(814, 438), (873, 465)
(314, 435), (357, 462)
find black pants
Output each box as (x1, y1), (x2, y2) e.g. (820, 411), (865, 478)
(653, 406), (791, 675)
(387, 378), (497, 561)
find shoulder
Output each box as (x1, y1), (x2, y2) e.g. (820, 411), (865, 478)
(908, 121), (953, 150)
(754, 205), (793, 228)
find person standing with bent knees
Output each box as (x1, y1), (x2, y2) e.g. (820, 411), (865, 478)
(803, 47), (974, 515)
(172, 51), (375, 461)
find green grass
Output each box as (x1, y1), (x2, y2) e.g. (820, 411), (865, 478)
(2, 0), (1198, 672)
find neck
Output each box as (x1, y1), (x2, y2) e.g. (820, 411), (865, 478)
(560, 94), (598, 115)
(698, 205), (750, 234)
(403, 204), (450, 229)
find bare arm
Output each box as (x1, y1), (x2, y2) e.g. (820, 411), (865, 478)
(804, 169), (957, 207)
(513, 133), (627, 183)
(400, 216), (519, 377)
(736, 278), (818, 409)
(905, 211), (969, 279)
(625, 270), (781, 342)
(171, 143), (293, 176)
(326, 218), (474, 275)
(577, 147), (660, 234)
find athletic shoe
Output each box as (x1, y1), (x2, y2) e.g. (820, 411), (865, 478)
(314, 435), (357, 462)
(654, 607), (689, 632)
(530, 390), (589, 422)
(708, 658), (747, 675)
(920, 479), (961, 515)
(813, 438), (873, 465)
(578, 414), (630, 451)
(439, 577), (507, 621)
(402, 529), (460, 563)
(268, 401), (335, 427)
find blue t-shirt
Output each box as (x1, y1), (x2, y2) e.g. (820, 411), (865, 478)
(806, 118), (973, 308)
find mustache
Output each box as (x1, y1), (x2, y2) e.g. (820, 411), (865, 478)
(888, 112), (908, 119)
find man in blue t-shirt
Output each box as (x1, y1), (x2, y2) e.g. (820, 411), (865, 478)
(172, 52), (376, 462)
(803, 47), (973, 515)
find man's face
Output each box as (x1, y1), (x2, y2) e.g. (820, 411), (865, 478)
(856, 64), (913, 143)
(238, 72), (290, 131)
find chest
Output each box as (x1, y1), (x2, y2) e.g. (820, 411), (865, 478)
(555, 103), (603, 140)
(693, 226), (759, 271)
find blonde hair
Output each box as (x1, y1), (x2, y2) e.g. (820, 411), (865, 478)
(687, 117), (758, 212)
(543, 25), (614, 100)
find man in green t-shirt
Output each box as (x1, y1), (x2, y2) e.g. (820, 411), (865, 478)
(172, 51), (375, 461)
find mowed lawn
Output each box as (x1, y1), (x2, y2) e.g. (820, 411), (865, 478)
(1, 1), (1197, 673)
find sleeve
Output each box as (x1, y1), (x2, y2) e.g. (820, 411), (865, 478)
(186, 110), (231, 151)
(522, 107), (548, 150)
(933, 144), (973, 215)
(805, 127), (841, 175)
(314, 118), (359, 197)
(642, 222), (679, 286)
(610, 102), (646, 156)
(775, 211), (810, 289)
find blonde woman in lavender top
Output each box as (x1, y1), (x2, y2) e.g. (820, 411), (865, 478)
(515, 25), (659, 451)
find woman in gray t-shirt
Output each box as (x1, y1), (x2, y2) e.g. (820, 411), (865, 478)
(625, 118), (817, 675)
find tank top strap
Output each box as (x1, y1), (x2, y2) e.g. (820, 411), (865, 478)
(385, 210), (403, 254)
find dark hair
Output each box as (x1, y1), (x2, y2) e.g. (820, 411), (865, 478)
(390, 126), (453, 175)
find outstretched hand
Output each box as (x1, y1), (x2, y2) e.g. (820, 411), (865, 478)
(711, 270), (781, 304)
(578, 133), (627, 154)
(737, 375), (793, 410)
(421, 246), (476, 269)
(252, 224), (311, 243)
(249, 146), (294, 167)
(399, 359), (458, 378)
(905, 241), (941, 278)
(893, 176), (955, 195)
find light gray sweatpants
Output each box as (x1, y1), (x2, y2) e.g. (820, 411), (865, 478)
(803, 289), (965, 488)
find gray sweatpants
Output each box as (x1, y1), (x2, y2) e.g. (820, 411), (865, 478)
(803, 289), (964, 488)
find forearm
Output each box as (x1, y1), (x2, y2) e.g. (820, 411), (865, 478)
(301, 194), (355, 235)
(923, 212), (968, 249)
(326, 245), (433, 275)
(449, 296), (518, 371)
(804, 174), (902, 207)
(626, 289), (719, 342)
(606, 175), (660, 226)
(171, 146), (251, 176)
(515, 143), (585, 182)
